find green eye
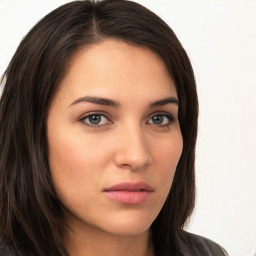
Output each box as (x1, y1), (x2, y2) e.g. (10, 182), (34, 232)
(152, 116), (165, 124)
(82, 114), (110, 126)
(147, 114), (174, 126)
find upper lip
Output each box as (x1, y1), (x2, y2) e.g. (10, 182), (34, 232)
(103, 182), (154, 192)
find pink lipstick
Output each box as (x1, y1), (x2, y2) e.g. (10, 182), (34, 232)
(103, 182), (154, 205)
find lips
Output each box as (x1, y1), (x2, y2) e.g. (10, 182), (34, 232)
(103, 182), (154, 205)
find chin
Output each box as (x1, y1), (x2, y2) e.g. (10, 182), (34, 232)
(104, 223), (151, 237)
(98, 211), (155, 237)
(63, 199), (162, 238)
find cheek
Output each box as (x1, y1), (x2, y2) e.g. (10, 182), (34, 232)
(154, 132), (183, 188)
(47, 137), (100, 217)
(47, 129), (113, 198)
(47, 130), (91, 197)
(48, 129), (106, 173)
(155, 132), (183, 169)
(48, 137), (84, 179)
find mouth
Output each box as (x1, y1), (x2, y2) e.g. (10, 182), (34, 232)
(103, 182), (154, 205)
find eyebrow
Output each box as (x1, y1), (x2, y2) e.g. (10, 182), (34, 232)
(69, 96), (179, 108)
(149, 97), (179, 107)
(69, 96), (120, 108)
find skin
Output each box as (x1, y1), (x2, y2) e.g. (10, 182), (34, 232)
(47, 40), (183, 256)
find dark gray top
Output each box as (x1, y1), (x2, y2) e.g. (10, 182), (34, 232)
(178, 230), (228, 256)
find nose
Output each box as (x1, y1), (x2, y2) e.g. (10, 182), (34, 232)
(113, 124), (153, 171)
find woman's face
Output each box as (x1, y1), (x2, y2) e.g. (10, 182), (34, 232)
(47, 40), (183, 237)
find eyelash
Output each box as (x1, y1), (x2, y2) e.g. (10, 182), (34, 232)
(78, 112), (112, 128)
(78, 112), (175, 128)
(147, 113), (175, 127)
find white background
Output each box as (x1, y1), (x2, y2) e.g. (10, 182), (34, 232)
(0, 0), (256, 255)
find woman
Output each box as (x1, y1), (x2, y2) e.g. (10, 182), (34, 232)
(0, 0), (227, 255)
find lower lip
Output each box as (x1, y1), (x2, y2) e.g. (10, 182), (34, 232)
(103, 191), (152, 205)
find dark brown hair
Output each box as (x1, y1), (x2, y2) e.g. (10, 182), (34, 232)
(0, 0), (198, 255)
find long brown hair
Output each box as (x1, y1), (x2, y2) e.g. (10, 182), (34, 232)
(0, 1), (198, 255)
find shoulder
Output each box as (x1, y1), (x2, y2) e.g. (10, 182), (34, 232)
(176, 229), (228, 256)
(0, 242), (34, 256)
(0, 243), (16, 256)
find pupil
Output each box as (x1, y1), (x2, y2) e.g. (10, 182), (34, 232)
(153, 116), (163, 124)
(89, 115), (101, 124)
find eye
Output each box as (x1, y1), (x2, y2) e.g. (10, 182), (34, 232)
(80, 113), (111, 127)
(147, 114), (174, 126)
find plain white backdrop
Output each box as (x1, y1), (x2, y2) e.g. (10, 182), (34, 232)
(0, 0), (256, 255)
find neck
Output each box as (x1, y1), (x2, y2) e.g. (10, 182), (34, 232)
(64, 221), (154, 256)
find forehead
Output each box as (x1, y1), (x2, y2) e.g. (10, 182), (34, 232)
(56, 39), (177, 103)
